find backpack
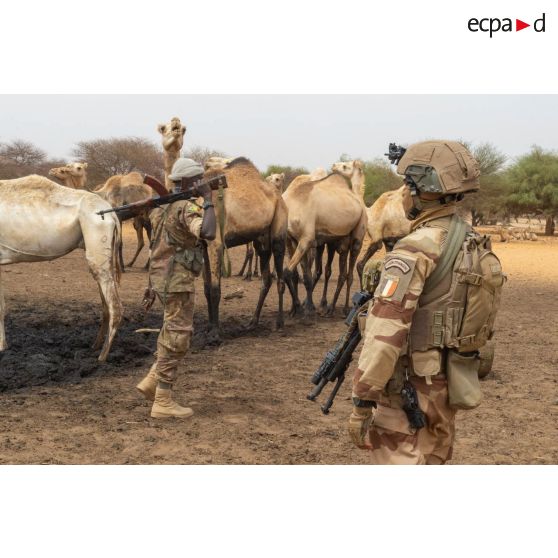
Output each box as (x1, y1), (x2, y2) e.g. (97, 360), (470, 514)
(410, 214), (506, 354)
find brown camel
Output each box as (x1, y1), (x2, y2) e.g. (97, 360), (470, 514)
(49, 162), (88, 189)
(282, 170), (366, 317)
(158, 117), (186, 191)
(238, 173), (287, 280)
(94, 172), (153, 269)
(202, 157), (288, 342)
(313, 160), (367, 304)
(356, 185), (411, 275)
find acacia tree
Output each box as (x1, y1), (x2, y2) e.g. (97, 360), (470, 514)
(505, 146), (558, 235)
(72, 137), (163, 187)
(0, 139), (65, 179)
(183, 145), (227, 165)
(459, 141), (509, 225)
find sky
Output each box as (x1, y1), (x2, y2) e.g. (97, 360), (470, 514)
(1, 95), (557, 170)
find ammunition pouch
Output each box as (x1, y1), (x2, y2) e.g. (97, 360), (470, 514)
(174, 244), (204, 276)
(446, 350), (482, 410)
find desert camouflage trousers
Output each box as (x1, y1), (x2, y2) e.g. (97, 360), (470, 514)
(367, 376), (456, 465)
(153, 291), (195, 384)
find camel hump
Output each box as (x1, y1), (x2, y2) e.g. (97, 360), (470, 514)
(225, 156), (255, 169)
(0, 174), (59, 193)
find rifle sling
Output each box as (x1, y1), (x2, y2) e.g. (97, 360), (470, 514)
(217, 181), (232, 278)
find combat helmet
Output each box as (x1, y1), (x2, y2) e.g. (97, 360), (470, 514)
(395, 140), (480, 195)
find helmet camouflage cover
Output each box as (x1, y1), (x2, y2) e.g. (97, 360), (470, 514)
(396, 141), (480, 195)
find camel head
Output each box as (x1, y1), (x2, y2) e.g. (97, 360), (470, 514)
(158, 117), (186, 151)
(331, 159), (364, 179)
(204, 156), (233, 171)
(266, 173), (285, 191)
(49, 162), (88, 187)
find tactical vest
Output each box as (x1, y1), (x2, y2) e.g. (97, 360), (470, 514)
(410, 214), (506, 354)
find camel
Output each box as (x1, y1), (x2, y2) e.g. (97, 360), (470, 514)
(0, 175), (122, 361)
(282, 169), (366, 317)
(331, 160), (366, 199)
(49, 162), (88, 189)
(311, 160), (368, 305)
(239, 173), (287, 280)
(356, 185), (411, 275)
(158, 117), (186, 191)
(94, 172), (153, 269)
(205, 156), (232, 171)
(202, 157), (288, 342)
(266, 173), (286, 192)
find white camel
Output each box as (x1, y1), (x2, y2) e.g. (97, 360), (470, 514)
(49, 162), (88, 189)
(0, 175), (123, 361)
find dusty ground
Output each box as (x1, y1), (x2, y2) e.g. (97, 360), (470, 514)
(0, 224), (556, 464)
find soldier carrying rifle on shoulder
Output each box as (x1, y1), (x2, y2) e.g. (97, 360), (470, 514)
(100, 158), (225, 419)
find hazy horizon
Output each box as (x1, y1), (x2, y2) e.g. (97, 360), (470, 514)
(1, 95), (557, 170)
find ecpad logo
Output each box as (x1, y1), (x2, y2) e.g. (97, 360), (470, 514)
(468, 13), (546, 37)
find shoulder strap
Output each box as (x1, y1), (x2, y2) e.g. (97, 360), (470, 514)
(422, 214), (469, 295)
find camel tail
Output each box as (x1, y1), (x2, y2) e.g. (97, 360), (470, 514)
(112, 217), (122, 284)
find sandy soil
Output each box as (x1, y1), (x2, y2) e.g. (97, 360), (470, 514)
(0, 225), (556, 464)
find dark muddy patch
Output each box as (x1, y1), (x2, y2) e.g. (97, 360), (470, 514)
(0, 300), (281, 392)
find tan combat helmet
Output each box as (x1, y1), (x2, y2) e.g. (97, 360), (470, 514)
(396, 140), (480, 195)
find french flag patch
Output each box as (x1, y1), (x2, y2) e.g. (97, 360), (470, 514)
(381, 277), (399, 298)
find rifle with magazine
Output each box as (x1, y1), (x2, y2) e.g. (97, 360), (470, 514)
(307, 291), (373, 415)
(97, 174), (228, 221)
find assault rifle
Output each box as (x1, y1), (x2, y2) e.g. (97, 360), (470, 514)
(97, 174), (228, 221)
(307, 291), (373, 414)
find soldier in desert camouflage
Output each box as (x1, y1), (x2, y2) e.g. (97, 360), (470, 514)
(136, 158), (216, 419)
(349, 140), (504, 464)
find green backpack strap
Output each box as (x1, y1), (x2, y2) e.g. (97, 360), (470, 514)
(422, 214), (469, 295)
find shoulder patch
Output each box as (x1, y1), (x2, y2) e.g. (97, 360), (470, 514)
(375, 255), (417, 303)
(384, 257), (411, 274)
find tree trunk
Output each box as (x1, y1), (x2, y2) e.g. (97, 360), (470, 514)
(545, 216), (555, 236)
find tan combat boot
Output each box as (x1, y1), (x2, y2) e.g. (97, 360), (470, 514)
(151, 386), (194, 419)
(136, 365), (159, 401)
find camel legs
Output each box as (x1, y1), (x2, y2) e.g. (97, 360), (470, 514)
(83, 220), (123, 361)
(249, 237), (273, 328)
(300, 247), (317, 316)
(127, 216), (145, 268)
(312, 243), (325, 288)
(343, 236), (363, 316)
(327, 248), (349, 317)
(202, 241), (223, 344)
(238, 243), (256, 281)
(319, 243), (336, 312)
(272, 235), (286, 329)
(356, 239), (383, 278)
(0, 268), (6, 351)
(284, 235), (311, 317)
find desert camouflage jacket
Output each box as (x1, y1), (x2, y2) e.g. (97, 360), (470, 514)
(149, 200), (203, 294)
(353, 203), (459, 400)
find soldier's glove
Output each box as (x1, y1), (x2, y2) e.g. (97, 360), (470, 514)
(141, 287), (156, 312)
(348, 403), (376, 450)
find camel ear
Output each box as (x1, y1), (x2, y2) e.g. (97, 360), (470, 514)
(157, 123), (166, 134)
(181, 125), (186, 135)
(280, 173), (285, 180)
(83, 162), (88, 169)
(355, 160), (363, 170)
